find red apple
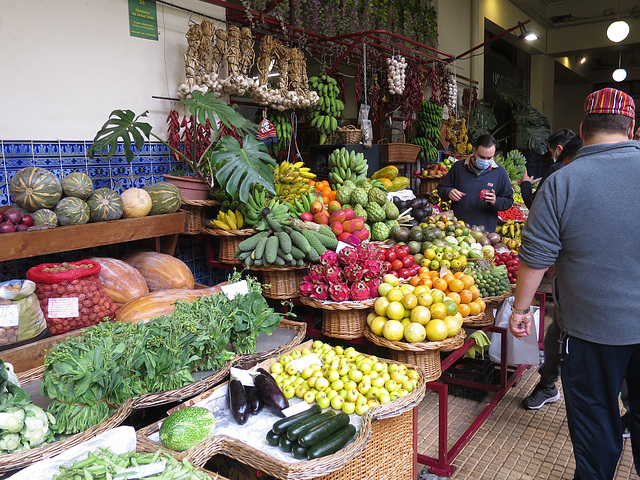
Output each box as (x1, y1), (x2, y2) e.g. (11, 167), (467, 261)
(330, 221), (344, 236)
(343, 208), (355, 221)
(329, 210), (346, 224)
(342, 220), (355, 233)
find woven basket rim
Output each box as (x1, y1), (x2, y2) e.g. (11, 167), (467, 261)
(203, 228), (257, 237)
(234, 318), (307, 365)
(249, 264), (308, 271)
(481, 291), (512, 303)
(299, 296), (376, 310)
(462, 312), (493, 328)
(337, 125), (361, 132)
(363, 325), (466, 352)
(182, 199), (219, 206)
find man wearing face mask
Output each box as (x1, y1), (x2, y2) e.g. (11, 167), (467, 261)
(437, 134), (513, 232)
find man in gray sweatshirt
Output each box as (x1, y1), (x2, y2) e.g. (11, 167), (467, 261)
(509, 87), (640, 480)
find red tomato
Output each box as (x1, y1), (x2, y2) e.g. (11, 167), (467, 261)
(385, 249), (397, 262)
(391, 259), (403, 271)
(378, 251), (386, 261)
(409, 264), (421, 276)
(387, 270), (399, 277)
(383, 261), (392, 272)
(402, 255), (415, 268)
(395, 248), (407, 260)
(398, 267), (411, 279)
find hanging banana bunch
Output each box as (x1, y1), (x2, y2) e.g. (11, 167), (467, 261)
(308, 74), (344, 145)
(269, 109), (293, 154)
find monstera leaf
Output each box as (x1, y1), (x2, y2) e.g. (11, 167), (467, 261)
(210, 135), (277, 203)
(183, 90), (254, 135)
(493, 77), (530, 111)
(469, 101), (498, 142)
(88, 110), (152, 163)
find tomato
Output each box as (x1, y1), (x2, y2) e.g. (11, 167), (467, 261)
(378, 251), (386, 261)
(383, 261), (392, 272)
(409, 264), (421, 276)
(402, 255), (415, 268)
(391, 259), (404, 271)
(395, 248), (407, 260)
(385, 249), (397, 262)
(398, 267), (411, 279)
(387, 270), (399, 277)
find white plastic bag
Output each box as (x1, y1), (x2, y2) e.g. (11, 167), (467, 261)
(489, 296), (541, 365)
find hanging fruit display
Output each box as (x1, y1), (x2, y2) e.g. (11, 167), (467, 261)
(269, 109), (293, 153)
(326, 147), (369, 190)
(444, 116), (473, 156)
(309, 74), (344, 145)
(411, 101), (443, 162)
(274, 160), (316, 205)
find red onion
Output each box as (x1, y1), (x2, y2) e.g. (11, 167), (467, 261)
(20, 214), (34, 227)
(15, 224), (29, 232)
(4, 209), (22, 225)
(0, 222), (16, 233)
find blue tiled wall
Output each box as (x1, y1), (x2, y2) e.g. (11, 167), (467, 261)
(0, 140), (226, 286)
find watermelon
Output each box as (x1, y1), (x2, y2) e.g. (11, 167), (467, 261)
(54, 197), (90, 226)
(31, 209), (58, 226)
(62, 172), (94, 200)
(159, 407), (216, 452)
(9, 167), (63, 211)
(144, 182), (182, 215)
(87, 188), (124, 222)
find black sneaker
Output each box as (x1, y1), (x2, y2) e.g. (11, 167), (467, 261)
(522, 384), (561, 410)
(622, 412), (631, 438)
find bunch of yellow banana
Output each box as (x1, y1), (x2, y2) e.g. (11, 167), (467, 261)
(274, 160), (316, 204)
(210, 209), (244, 231)
(309, 74), (344, 145)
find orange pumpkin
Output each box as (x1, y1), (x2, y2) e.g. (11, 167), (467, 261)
(88, 257), (149, 306)
(122, 250), (195, 291)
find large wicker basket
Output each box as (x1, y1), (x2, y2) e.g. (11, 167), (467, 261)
(336, 125), (363, 144)
(203, 228), (257, 264)
(234, 318), (307, 367)
(182, 199), (219, 234)
(378, 128), (422, 165)
(250, 265), (308, 299)
(299, 296), (375, 340)
(463, 311), (494, 328)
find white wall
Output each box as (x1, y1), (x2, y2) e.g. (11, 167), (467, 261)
(0, 0), (225, 140)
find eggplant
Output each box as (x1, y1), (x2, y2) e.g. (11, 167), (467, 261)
(257, 367), (279, 386)
(245, 384), (263, 415)
(254, 373), (289, 414)
(227, 377), (250, 425)
(412, 208), (426, 222)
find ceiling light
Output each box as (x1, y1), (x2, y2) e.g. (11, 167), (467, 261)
(524, 32), (538, 41)
(613, 68), (627, 81)
(607, 20), (630, 42)
(579, 57), (587, 64)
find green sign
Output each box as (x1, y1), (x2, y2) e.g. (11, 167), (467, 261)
(129, 0), (158, 40)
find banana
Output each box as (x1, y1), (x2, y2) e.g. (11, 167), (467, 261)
(235, 210), (243, 229)
(212, 219), (230, 230)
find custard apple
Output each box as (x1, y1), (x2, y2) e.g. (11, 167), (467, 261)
(383, 201), (399, 220)
(366, 202), (386, 222)
(371, 222), (390, 241)
(385, 219), (399, 230)
(368, 187), (387, 206)
(353, 204), (367, 221)
(350, 187), (368, 206)
(336, 183), (355, 204)
(359, 180), (372, 191)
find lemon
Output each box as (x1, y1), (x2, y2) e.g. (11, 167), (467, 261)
(382, 319), (405, 341)
(443, 299), (459, 316)
(413, 285), (430, 297)
(443, 316), (462, 337)
(410, 305), (431, 325)
(367, 312), (378, 326)
(374, 296), (390, 316)
(386, 288), (404, 303)
(401, 318), (412, 329)
(430, 288), (445, 303)
(425, 319), (449, 341)
(417, 292), (434, 308)
(401, 293), (418, 310)
(404, 322), (427, 343)
(430, 302), (448, 320)
(399, 284), (415, 295)
(370, 317), (387, 336)
(386, 301), (405, 320)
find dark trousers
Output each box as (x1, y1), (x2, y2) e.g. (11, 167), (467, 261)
(561, 336), (640, 479)
(538, 318), (562, 387)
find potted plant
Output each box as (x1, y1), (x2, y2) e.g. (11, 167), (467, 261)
(87, 91), (278, 202)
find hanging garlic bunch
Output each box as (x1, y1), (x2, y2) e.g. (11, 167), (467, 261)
(447, 76), (458, 117)
(387, 55), (407, 95)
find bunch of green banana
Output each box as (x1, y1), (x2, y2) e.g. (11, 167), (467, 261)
(285, 190), (322, 218)
(243, 195), (290, 231)
(368, 178), (389, 191)
(326, 147), (368, 190)
(235, 221), (338, 267)
(269, 109), (293, 153)
(309, 74), (344, 145)
(274, 160), (316, 204)
(412, 101), (443, 161)
(209, 209), (244, 231)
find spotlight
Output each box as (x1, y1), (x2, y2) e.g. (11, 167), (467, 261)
(579, 57), (587, 64)
(524, 32), (538, 41)
(613, 68), (627, 82)
(607, 20), (630, 42)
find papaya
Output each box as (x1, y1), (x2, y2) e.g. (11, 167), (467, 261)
(391, 176), (410, 191)
(377, 178), (394, 191)
(372, 165), (399, 180)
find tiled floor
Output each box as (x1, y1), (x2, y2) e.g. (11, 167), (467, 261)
(416, 304), (637, 480)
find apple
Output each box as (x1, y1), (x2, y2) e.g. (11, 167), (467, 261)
(341, 401), (356, 415)
(317, 396), (331, 409)
(304, 391), (316, 404)
(355, 403), (370, 416)
(282, 385), (295, 399)
(330, 395), (345, 410)
(346, 388), (359, 403)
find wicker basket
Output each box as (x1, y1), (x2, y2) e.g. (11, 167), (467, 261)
(463, 311), (494, 328)
(203, 228), (257, 264)
(299, 296), (375, 340)
(234, 318), (307, 367)
(336, 125), (363, 144)
(182, 199), (219, 234)
(363, 326), (466, 382)
(249, 265), (308, 299)
(378, 128), (422, 165)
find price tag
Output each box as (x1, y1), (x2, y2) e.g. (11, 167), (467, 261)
(221, 280), (248, 300)
(282, 402), (312, 417)
(0, 305), (19, 327)
(230, 367), (255, 387)
(113, 460), (167, 479)
(335, 241), (352, 253)
(48, 297), (79, 318)
(290, 353), (323, 371)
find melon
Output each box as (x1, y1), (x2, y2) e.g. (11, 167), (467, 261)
(88, 257), (149, 305)
(9, 167), (62, 211)
(159, 407), (216, 452)
(121, 188), (152, 218)
(31, 209), (58, 226)
(87, 188), (124, 222)
(122, 250), (195, 291)
(54, 197), (90, 226)
(144, 182), (182, 215)
(62, 172), (94, 200)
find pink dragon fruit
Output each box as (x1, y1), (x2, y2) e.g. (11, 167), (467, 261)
(350, 281), (370, 301)
(343, 264), (365, 284)
(320, 250), (339, 266)
(323, 265), (344, 283)
(368, 278), (382, 298)
(362, 259), (384, 280)
(308, 264), (325, 283)
(329, 282), (350, 302)
(357, 243), (379, 262)
(300, 278), (315, 297)
(337, 246), (358, 267)
(312, 283), (330, 301)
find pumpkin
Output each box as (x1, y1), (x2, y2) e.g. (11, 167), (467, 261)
(9, 167), (63, 211)
(87, 188), (124, 222)
(54, 197), (90, 226)
(121, 188), (152, 218)
(31, 208), (58, 226)
(62, 172), (94, 200)
(122, 250), (195, 291)
(144, 182), (182, 215)
(88, 257), (149, 305)
(116, 285), (224, 323)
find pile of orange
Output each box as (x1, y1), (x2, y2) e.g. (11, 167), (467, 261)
(309, 180), (336, 205)
(408, 268), (486, 317)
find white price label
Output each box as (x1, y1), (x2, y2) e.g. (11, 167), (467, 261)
(221, 280), (248, 300)
(0, 305), (19, 327)
(282, 402), (313, 417)
(290, 353), (323, 371)
(230, 367), (255, 387)
(47, 297), (79, 318)
(335, 241), (352, 253)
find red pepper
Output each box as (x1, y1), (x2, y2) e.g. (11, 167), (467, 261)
(499, 206), (527, 221)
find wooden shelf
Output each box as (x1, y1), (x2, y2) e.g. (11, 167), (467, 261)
(0, 211), (187, 262)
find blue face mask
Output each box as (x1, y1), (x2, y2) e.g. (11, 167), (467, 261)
(475, 158), (492, 170)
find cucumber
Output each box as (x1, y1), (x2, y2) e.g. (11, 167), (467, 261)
(287, 411), (335, 441)
(276, 231), (292, 254)
(302, 229), (327, 255)
(291, 443), (308, 459)
(298, 412), (350, 447)
(307, 424), (356, 459)
(272, 404), (322, 435)
(266, 429), (281, 446)
(278, 434), (294, 452)
(238, 231), (269, 252)
(290, 230), (311, 253)
(290, 245), (305, 260)
(305, 245), (320, 263)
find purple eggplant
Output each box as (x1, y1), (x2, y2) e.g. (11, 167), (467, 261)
(254, 373), (289, 414)
(227, 376), (250, 425)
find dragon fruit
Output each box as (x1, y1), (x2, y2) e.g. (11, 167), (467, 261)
(362, 259), (384, 280)
(312, 283), (330, 301)
(357, 243), (379, 262)
(350, 281), (370, 301)
(337, 246), (358, 267)
(320, 250), (339, 266)
(308, 264), (325, 283)
(323, 265), (344, 283)
(368, 278), (382, 298)
(329, 282), (350, 302)
(300, 278), (315, 297)
(343, 264), (364, 283)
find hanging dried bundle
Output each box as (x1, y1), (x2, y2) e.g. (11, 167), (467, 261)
(239, 27), (255, 76)
(257, 36), (282, 86)
(226, 25), (241, 78)
(277, 45), (290, 91)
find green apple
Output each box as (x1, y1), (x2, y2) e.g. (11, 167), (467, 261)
(378, 393), (391, 405)
(348, 369), (364, 383)
(315, 377), (329, 391)
(331, 395), (345, 410)
(279, 355), (292, 365)
(312, 340), (324, 349)
(282, 385), (295, 399)
(371, 377), (385, 388)
(385, 380), (398, 393)
(341, 402), (356, 415)
(294, 385), (307, 398)
(334, 345), (344, 355)
(367, 386), (380, 398)
(301, 347), (312, 356)
(378, 282), (394, 297)
(317, 396), (331, 409)
(344, 380), (357, 391)
(304, 391), (316, 404)
(358, 361), (372, 375)
(270, 363), (284, 374)
(355, 403), (370, 416)
(286, 364), (298, 376)
(367, 398), (380, 409)
(326, 369), (340, 383)
(339, 389), (349, 400)
(326, 389), (338, 400)
(331, 379), (344, 391)
(291, 350), (302, 359)
(346, 388), (359, 403)
(358, 382), (371, 395)
(398, 388), (409, 397)
(307, 376), (317, 388)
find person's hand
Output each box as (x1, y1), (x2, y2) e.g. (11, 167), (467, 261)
(484, 189), (496, 205)
(521, 171), (535, 183)
(448, 189), (466, 202)
(509, 312), (533, 339)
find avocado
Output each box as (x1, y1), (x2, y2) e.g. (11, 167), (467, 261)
(394, 227), (411, 242)
(408, 240), (422, 255)
(409, 226), (423, 241)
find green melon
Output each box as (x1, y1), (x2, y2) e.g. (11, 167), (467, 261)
(159, 407), (216, 452)
(9, 167), (62, 211)
(31, 209), (58, 226)
(144, 182), (182, 215)
(87, 188), (124, 222)
(54, 197), (90, 226)
(62, 172), (94, 200)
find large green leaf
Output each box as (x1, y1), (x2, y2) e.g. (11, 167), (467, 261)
(210, 135), (277, 203)
(183, 90), (256, 135)
(515, 106), (550, 154)
(87, 110), (152, 163)
(469, 101), (497, 141)
(493, 77), (529, 111)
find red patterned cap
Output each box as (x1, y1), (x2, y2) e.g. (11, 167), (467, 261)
(584, 88), (635, 118)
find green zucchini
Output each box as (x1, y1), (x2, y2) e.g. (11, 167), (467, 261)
(307, 424), (356, 459)
(287, 411), (336, 441)
(278, 434), (294, 452)
(266, 429), (281, 447)
(272, 404), (322, 435)
(297, 412), (350, 447)
(291, 443), (308, 459)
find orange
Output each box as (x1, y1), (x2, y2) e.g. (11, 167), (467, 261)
(461, 275), (475, 290)
(469, 285), (480, 300)
(430, 302), (448, 320)
(328, 191), (337, 201)
(448, 278), (464, 293)
(418, 277), (433, 288)
(429, 270), (440, 280)
(409, 276), (421, 287)
(453, 271), (465, 279)
(457, 303), (471, 317)
(475, 297), (486, 311)
(442, 273), (455, 283)
(419, 266), (430, 275)
(458, 289), (473, 304)
(432, 278), (448, 292)
(467, 301), (482, 316)
(446, 292), (461, 304)
(322, 194), (330, 204)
